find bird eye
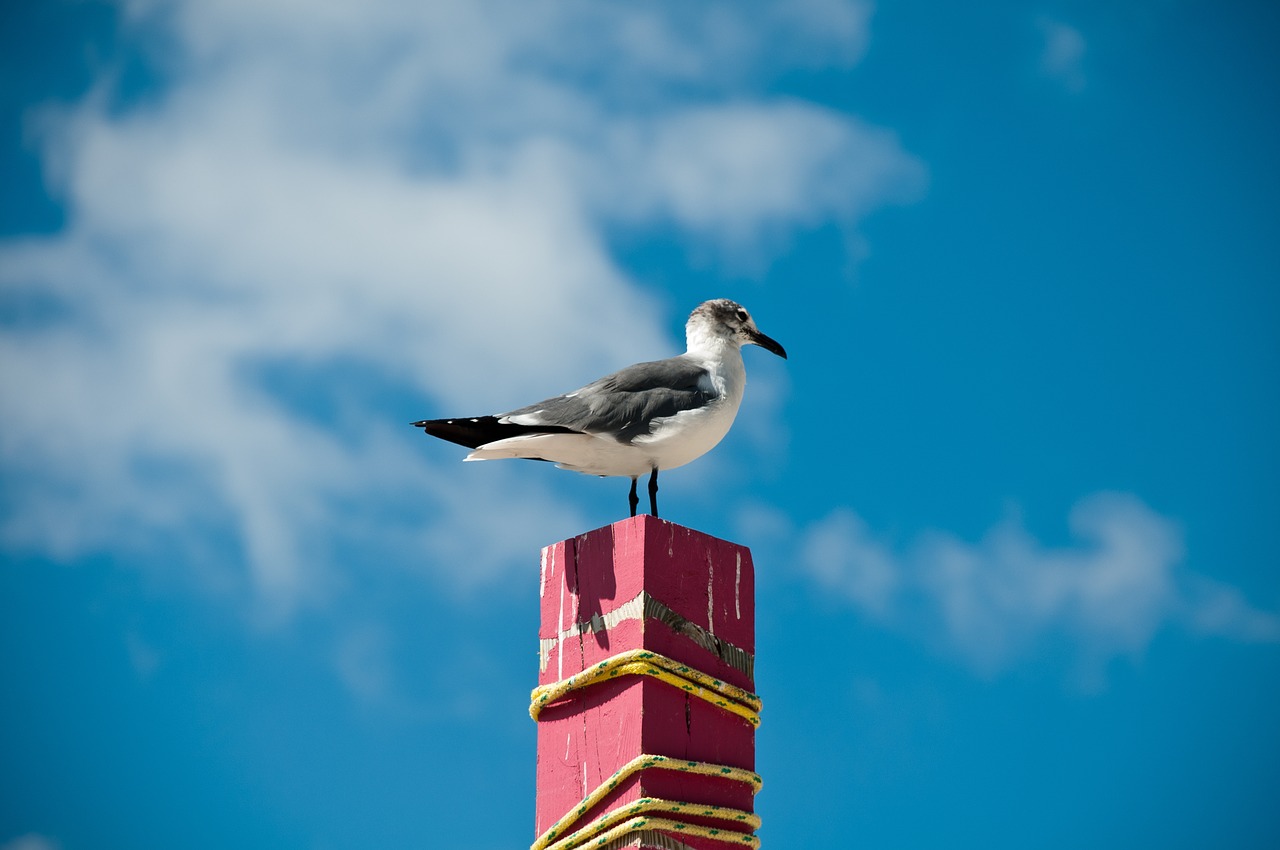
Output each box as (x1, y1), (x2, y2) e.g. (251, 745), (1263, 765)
(735, 308), (749, 323)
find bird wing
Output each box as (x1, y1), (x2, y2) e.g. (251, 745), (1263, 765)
(503, 355), (716, 443)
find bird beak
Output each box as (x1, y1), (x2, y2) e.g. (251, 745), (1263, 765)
(748, 328), (787, 359)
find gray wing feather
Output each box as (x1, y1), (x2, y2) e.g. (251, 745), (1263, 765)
(504, 356), (715, 443)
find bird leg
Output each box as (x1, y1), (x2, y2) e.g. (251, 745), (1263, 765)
(628, 477), (639, 517)
(648, 468), (659, 517)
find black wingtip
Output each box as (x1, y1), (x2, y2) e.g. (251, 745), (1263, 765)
(413, 415), (584, 450)
(412, 416), (494, 449)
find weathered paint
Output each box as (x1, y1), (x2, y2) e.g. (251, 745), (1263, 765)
(537, 592), (754, 681)
(706, 553), (715, 638)
(735, 552), (741, 621)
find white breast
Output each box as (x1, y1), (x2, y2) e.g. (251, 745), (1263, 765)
(630, 346), (746, 472)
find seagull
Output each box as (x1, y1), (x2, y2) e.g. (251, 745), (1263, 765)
(412, 299), (787, 518)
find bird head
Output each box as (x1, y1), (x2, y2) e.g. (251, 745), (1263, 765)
(687, 299), (788, 359)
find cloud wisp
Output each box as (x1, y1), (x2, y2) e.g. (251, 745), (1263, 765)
(0, 0), (920, 618)
(0, 835), (60, 850)
(1038, 17), (1087, 93)
(779, 493), (1280, 681)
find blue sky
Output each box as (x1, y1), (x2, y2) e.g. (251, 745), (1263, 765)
(2, 1), (1278, 848)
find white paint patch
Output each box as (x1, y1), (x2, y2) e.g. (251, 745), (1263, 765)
(557, 577), (566, 681)
(565, 730), (572, 761)
(707, 553), (716, 636)
(540, 546), (550, 598)
(735, 551), (742, 619)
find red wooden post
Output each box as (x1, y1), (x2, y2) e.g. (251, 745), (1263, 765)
(533, 514), (760, 850)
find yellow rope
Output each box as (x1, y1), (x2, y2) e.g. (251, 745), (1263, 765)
(529, 649), (762, 727)
(550, 814), (760, 850)
(531, 754), (763, 850)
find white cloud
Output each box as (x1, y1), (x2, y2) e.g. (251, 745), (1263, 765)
(0, 0), (917, 618)
(1038, 17), (1087, 93)
(602, 102), (925, 254)
(791, 493), (1280, 679)
(1177, 576), (1280, 643)
(801, 508), (898, 617)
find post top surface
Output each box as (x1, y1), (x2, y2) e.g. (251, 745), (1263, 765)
(542, 513), (747, 552)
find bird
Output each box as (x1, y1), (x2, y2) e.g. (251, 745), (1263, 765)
(411, 299), (787, 518)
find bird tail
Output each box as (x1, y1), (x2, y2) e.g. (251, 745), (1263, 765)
(411, 416), (579, 449)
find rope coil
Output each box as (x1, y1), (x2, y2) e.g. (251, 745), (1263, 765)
(529, 649), (762, 727)
(531, 753), (763, 850)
